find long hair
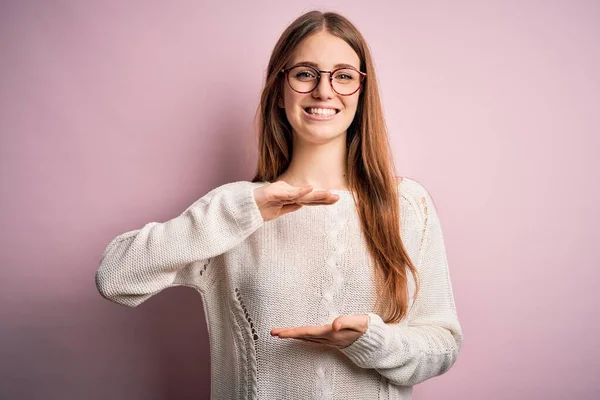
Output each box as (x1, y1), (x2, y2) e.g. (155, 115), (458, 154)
(251, 11), (419, 323)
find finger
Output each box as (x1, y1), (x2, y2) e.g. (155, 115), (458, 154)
(275, 324), (333, 338)
(294, 333), (358, 349)
(274, 181), (313, 194)
(294, 337), (329, 345)
(270, 327), (307, 336)
(296, 190), (333, 200)
(268, 184), (313, 204)
(290, 185), (314, 199)
(297, 194), (340, 204)
(270, 328), (287, 336)
(295, 194), (340, 206)
(301, 202), (338, 207)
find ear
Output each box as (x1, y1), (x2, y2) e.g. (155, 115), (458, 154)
(277, 96), (285, 108)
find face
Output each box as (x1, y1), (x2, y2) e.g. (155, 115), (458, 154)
(280, 30), (362, 145)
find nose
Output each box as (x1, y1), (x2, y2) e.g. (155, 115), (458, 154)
(312, 73), (335, 100)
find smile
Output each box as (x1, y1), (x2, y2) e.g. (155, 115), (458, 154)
(303, 107), (340, 120)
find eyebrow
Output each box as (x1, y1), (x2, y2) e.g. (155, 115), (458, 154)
(292, 61), (359, 70)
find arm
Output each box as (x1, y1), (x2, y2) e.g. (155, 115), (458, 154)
(339, 184), (463, 386)
(95, 181), (265, 307)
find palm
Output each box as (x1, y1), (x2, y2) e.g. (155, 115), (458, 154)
(270, 314), (370, 349)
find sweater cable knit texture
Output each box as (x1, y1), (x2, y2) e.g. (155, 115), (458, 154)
(95, 178), (463, 399)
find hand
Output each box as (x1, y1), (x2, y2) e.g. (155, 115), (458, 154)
(270, 314), (369, 349)
(253, 181), (340, 222)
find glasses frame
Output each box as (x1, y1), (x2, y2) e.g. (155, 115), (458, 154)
(280, 64), (367, 96)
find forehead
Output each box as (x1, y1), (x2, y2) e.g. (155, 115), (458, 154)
(289, 30), (360, 70)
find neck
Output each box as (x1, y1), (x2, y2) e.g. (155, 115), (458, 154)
(277, 133), (349, 191)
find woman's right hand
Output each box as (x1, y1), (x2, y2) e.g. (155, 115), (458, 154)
(253, 181), (340, 222)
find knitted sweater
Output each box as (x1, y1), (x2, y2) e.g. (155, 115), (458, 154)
(95, 177), (463, 399)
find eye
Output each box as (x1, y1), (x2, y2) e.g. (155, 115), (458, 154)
(295, 70), (316, 80)
(333, 69), (358, 82)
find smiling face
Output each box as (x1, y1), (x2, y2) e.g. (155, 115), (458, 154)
(280, 30), (362, 145)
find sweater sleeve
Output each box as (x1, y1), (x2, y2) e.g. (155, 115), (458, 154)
(95, 181), (265, 307)
(338, 183), (463, 386)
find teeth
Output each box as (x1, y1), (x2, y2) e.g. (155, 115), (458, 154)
(307, 107), (337, 116)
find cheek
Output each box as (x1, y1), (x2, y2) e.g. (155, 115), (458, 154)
(283, 92), (307, 123)
(282, 86), (301, 108)
(344, 96), (358, 112)
(343, 98), (360, 117)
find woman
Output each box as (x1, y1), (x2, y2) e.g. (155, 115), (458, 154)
(96, 10), (463, 399)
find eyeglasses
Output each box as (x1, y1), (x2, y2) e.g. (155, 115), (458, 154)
(280, 64), (367, 96)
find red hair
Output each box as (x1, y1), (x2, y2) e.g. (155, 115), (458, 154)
(252, 11), (419, 323)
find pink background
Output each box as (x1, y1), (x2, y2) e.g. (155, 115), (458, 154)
(1, 1), (598, 399)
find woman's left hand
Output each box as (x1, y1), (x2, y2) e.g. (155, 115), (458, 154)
(270, 314), (369, 349)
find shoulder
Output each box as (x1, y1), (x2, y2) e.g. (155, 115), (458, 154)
(397, 176), (431, 199)
(396, 176), (438, 223)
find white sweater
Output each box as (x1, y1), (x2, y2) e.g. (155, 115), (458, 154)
(95, 177), (463, 399)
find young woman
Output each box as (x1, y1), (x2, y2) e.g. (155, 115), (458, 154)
(96, 10), (463, 399)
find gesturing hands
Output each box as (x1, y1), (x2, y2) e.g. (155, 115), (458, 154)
(253, 181), (340, 222)
(270, 314), (369, 349)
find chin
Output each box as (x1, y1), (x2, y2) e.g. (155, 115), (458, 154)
(296, 126), (347, 144)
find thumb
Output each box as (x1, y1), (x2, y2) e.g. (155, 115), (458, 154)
(279, 203), (303, 216)
(332, 314), (369, 333)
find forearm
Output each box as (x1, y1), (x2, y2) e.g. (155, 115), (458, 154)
(95, 182), (264, 307)
(339, 312), (462, 386)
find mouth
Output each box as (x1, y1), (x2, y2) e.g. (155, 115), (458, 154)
(303, 107), (341, 117)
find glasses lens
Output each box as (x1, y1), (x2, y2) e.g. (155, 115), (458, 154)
(287, 66), (319, 93)
(286, 66), (363, 95)
(331, 68), (362, 95)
